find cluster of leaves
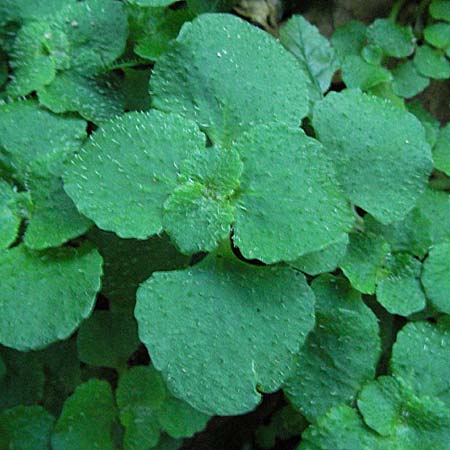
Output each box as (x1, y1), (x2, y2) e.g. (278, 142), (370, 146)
(0, 0), (449, 448)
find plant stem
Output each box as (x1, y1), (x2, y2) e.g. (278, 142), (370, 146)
(389, 0), (408, 22)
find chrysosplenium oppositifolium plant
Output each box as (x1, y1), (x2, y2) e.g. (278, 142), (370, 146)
(0, 0), (449, 448)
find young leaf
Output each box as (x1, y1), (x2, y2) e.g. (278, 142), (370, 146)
(331, 20), (367, 60)
(341, 55), (392, 90)
(390, 319), (450, 407)
(279, 15), (339, 98)
(366, 19), (415, 58)
(64, 110), (205, 239)
(340, 231), (390, 294)
(283, 275), (380, 421)
(0, 244), (102, 351)
(0, 405), (54, 450)
(52, 379), (117, 450)
(232, 124), (354, 263)
(312, 89), (433, 224)
(421, 242), (450, 314)
(288, 234), (348, 276)
(430, 0), (450, 22)
(135, 252), (315, 415)
(150, 13), (309, 147)
(433, 123), (450, 175)
(0, 179), (22, 249)
(375, 253), (426, 316)
(414, 45), (450, 79)
(391, 60), (430, 98)
(424, 22), (450, 50)
(357, 376), (450, 447)
(76, 310), (140, 369)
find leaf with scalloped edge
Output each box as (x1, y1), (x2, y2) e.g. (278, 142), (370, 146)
(64, 110), (205, 239)
(150, 13), (309, 147)
(0, 243), (102, 351)
(283, 274), (380, 421)
(312, 89), (433, 224)
(135, 250), (315, 415)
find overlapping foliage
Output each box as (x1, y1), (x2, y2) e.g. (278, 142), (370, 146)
(0, 0), (449, 448)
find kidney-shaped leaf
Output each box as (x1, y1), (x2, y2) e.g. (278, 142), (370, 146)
(0, 244), (102, 351)
(312, 89), (433, 224)
(150, 13), (309, 147)
(135, 251), (315, 415)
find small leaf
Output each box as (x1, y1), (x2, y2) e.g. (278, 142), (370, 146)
(414, 45), (450, 79)
(279, 15), (339, 98)
(421, 242), (450, 314)
(341, 55), (392, 90)
(392, 61), (430, 99)
(77, 310), (140, 369)
(424, 22), (450, 49)
(367, 19), (415, 58)
(430, 0), (450, 22)
(313, 89), (433, 224)
(135, 252), (315, 415)
(0, 244), (102, 351)
(232, 123), (354, 263)
(376, 253), (426, 316)
(0, 405), (54, 450)
(64, 110), (205, 239)
(433, 123), (450, 175)
(52, 379), (117, 450)
(150, 13), (309, 146)
(284, 275), (380, 421)
(390, 319), (450, 407)
(331, 20), (367, 60)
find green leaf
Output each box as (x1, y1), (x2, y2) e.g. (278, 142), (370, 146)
(367, 19), (415, 58)
(163, 146), (242, 254)
(232, 124), (354, 263)
(150, 13), (309, 147)
(414, 188), (450, 244)
(341, 55), (392, 90)
(298, 404), (386, 450)
(312, 89), (433, 224)
(390, 319), (450, 407)
(283, 275), (380, 421)
(0, 179), (22, 249)
(0, 100), (86, 179)
(424, 22), (450, 49)
(357, 376), (450, 448)
(0, 0), (76, 24)
(430, 0), (450, 22)
(0, 347), (45, 411)
(421, 242), (450, 314)
(38, 72), (125, 123)
(340, 231), (390, 294)
(365, 209), (432, 258)
(64, 110), (205, 239)
(135, 252), (315, 415)
(288, 234), (348, 276)
(279, 15), (339, 98)
(23, 158), (92, 250)
(0, 405), (54, 450)
(375, 253), (426, 316)
(116, 366), (166, 449)
(0, 244), (102, 351)
(414, 45), (450, 79)
(187, 0), (237, 14)
(433, 123), (450, 175)
(128, 0), (179, 6)
(77, 310), (140, 369)
(52, 379), (117, 450)
(88, 228), (189, 306)
(331, 20), (367, 60)
(407, 99), (441, 147)
(391, 61), (430, 99)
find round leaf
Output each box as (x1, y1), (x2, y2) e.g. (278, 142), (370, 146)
(135, 252), (315, 415)
(0, 244), (102, 351)
(232, 124), (354, 263)
(414, 45), (450, 80)
(312, 89), (433, 224)
(64, 110), (205, 239)
(150, 13), (309, 147)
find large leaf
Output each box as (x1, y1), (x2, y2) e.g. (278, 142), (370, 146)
(0, 179), (22, 249)
(0, 244), (102, 351)
(283, 275), (380, 421)
(312, 89), (433, 224)
(150, 13), (309, 147)
(135, 250), (315, 415)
